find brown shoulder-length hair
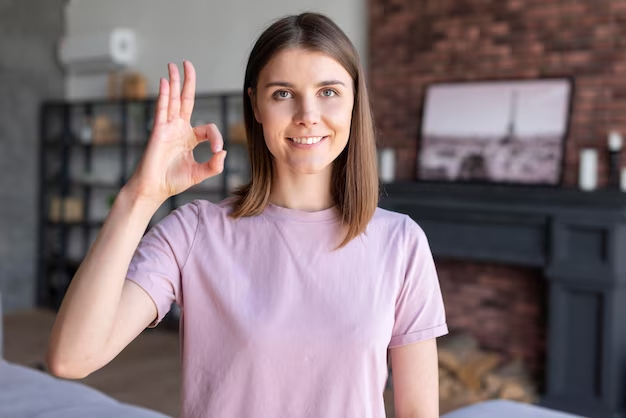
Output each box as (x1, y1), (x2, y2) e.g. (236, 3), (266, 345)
(229, 12), (379, 248)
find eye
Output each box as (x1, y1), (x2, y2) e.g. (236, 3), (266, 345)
(273, 90), (293, 99)
(320, 88), (337, 97)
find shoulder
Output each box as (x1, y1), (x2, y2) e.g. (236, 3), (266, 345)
(369, 207), (428, 242)
(186, 197), (255, 228)
(188, 197), (234, 218)
(155, 198), (233, 231)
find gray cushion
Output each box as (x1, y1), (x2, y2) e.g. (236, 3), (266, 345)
(0, 290), (3, 358)
(442, 400), (584, 418)
(0, 360), (172, 418)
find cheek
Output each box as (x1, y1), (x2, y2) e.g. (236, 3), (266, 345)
(324, 102), (353, 134)
(259, 100), (293, 124)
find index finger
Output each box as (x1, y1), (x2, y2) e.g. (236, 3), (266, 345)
(193, 123), (224, 153)
(180, 61), (196, 122)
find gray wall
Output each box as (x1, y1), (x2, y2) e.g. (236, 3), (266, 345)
(64, 0), (366, 99)
(0, 0), (65, 312)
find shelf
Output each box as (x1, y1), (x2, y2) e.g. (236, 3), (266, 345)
(73, 180), (122, 189)
(46, 179), (122, 189)
(38, 92), (244, 311)
(43, 140), (148, 149)
(43, 138), (245, 149)
(46, 220), (105, 228)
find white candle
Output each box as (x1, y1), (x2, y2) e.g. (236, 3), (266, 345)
(608, 131), (623, 152)
(579, 148), (598, 191)
(379, 148), (396, 183)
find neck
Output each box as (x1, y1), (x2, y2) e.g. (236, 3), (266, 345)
(269, 163), (334, 212)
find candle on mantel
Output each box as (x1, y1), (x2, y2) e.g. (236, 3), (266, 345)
(608, 130), (623, 152)
(379, 148), (396, 183)
(579, 148), (598, 191)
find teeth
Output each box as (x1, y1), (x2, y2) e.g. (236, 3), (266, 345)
(290, 136), (324, 144)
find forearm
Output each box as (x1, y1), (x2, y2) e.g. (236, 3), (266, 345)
(46, 186), (161, 376)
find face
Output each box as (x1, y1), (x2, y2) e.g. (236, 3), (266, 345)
(249, 48), (354, 176)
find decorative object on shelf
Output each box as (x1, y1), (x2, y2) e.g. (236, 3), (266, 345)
(122, 71), (148, 100)
(107, 70), (148, 100)
(379, 148), (396, 183)
(92, 115), (118, 144)
(79, 116), (93, 144)
(621, 168), (626, 192)
(607, 130), (622, 189)
(418, 78), (573, 186)
(579, 148), (598, 191)
(49, 196), (84, 222)
(229, 121), (247, 145)
(106, 193), (117, 208)
(39, 93), (243, 311)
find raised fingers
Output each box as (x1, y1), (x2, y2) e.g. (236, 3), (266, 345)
(180, 61), (196, 122)
(167, 63), (181, 121)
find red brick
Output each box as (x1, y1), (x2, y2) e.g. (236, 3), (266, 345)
(370, 0), (626, 188)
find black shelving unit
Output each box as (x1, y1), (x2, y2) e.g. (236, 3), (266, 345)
(36, 93), (248, 311)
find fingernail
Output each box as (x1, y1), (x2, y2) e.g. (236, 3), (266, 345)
(214, 144), (223, 153)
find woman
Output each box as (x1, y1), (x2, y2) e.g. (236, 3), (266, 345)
(47, 12), (448, 418)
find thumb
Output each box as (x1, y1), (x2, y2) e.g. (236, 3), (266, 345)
(197, 150), (227, 180)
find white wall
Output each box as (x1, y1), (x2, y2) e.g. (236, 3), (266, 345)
(64, 0), (367, 99)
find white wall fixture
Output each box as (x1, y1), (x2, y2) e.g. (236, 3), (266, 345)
(58, 28), (137, 74)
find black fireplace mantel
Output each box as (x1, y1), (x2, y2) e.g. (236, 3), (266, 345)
(379, 181), (626, 418)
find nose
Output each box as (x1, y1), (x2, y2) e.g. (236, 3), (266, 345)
(293, 96), (320, 127)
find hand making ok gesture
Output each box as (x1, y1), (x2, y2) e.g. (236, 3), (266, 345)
(126, 61), (228, 206)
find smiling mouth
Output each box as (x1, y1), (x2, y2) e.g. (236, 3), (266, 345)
(288, 136), (327, 145)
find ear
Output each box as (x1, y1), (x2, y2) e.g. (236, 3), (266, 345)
(247, 87), (261, 124)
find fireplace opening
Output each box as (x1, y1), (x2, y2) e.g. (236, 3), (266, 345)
(436, 258), (548, 412)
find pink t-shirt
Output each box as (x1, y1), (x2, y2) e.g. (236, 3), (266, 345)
(126, 199), (448, 418)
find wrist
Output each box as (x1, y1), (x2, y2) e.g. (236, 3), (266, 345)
(118, 183), (165, 214)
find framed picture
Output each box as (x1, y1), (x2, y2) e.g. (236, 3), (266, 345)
(417, 78), (573, 185)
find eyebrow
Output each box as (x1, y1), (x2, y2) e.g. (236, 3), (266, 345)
(264, 80), (347, 88)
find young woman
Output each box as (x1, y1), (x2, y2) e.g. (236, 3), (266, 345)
(47, 12), (448, 418)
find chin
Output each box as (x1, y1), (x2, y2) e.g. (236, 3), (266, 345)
(288, 162), (333, 176)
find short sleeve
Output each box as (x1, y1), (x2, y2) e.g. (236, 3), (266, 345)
(126, 201), (199, 327)
(389, 216), (448, 348)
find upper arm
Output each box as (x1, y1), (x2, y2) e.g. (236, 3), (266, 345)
(390, 218), (447, 348)
(96, 280), (158, 368)
(390, 338), (440, 418)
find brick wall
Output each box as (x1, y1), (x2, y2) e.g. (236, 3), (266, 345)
(369, 0), (626, 186)
(364, 0), (625, 385)
(436, 258), (547, 383)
